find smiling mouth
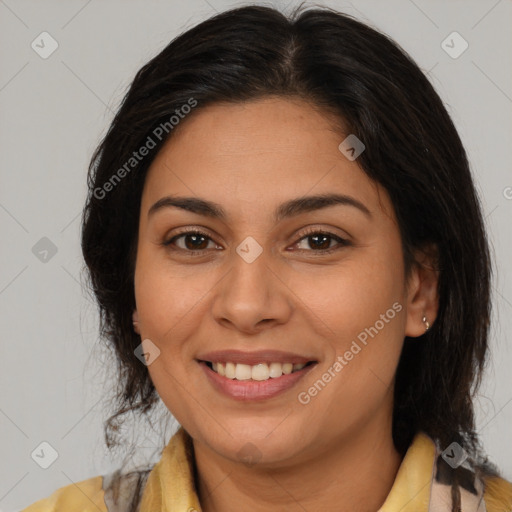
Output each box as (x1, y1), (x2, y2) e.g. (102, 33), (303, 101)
(201, 360), (317, 381)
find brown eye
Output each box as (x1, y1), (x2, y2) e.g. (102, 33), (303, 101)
(162, 230), (218, 253)
(293, 230), (350, 254)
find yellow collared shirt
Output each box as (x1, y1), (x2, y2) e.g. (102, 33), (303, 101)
(21, 428), (512, 512)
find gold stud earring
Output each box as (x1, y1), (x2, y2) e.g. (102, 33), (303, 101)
(422, 315), (430, 332)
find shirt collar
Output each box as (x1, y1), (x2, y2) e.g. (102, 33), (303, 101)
(377, 431), (435, 511)
(139, 427), (201, 512)
(138, 427), (481, 512)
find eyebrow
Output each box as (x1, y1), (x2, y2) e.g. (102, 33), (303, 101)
(148, 193), (372, 222)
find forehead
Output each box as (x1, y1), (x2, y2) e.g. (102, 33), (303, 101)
(141, 97), (394, 222)
(163, 97), (344, 156)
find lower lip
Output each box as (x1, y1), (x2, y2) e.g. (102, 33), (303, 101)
(199, 361), (316, 401)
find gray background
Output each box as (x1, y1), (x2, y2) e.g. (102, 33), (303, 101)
(1, 0), (511, 510)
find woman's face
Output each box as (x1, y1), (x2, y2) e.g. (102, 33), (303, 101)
(133, 97), (433, 467)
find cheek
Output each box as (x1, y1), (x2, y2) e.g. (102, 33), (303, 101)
(294, 244), (406, 400)
(134, 249), (208, 424)
(296, 250), (405, 344)
(134, 246), (212, 340)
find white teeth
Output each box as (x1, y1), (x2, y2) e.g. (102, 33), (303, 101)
(235, 364), (252, 380)
(268, 362), (282, 378)
(252, 363), (270, 381)
(225, 362), (236, 379)
(282, 363), (293, 375)
(210, 361), (309, 381)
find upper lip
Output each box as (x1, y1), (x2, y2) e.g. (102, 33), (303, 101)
(196, 349), (317, 366)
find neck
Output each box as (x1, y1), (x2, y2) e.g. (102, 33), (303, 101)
(192, 419), (403, 512)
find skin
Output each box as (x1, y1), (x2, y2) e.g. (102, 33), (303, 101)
(132, 97), (439, 512)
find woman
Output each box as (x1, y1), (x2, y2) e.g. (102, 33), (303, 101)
(22, 4), (512, 512)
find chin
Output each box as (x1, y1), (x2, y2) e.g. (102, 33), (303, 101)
(199, 417), (308, 467)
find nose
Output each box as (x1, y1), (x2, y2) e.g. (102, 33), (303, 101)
(211, 248), (293, 334)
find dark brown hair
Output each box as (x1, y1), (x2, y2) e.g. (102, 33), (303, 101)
(81, 4), (499, 510)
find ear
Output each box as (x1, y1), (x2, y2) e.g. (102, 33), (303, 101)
(132, 310), (140, 334)
(404, 243), (439, 337)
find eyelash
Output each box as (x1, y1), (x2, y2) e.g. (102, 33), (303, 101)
(161, 227), (351, 256)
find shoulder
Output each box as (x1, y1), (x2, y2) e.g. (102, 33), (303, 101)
(20, 475), (106, 512)
(20, 468), (152, 512)
(483, 474), (512, 512)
